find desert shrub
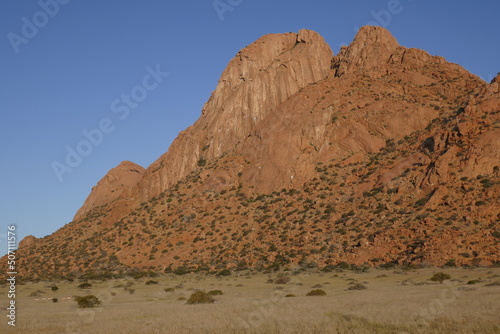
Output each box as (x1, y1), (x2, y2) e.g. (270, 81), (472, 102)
(443, 259), (456, 267)
(74, 295), (102, 308)
(208, 290), (223, 296)
(127, 270), (150, 280)
(197, 158), (206, 167)
(30, 290), (44, 297)
(274, 275), (291, 285)
(430, 272), (451, 284)
(145, 280), (158, 285)
(485, 281), (500, 287)
(52, 298), (58, 303)
(337, 261), (350, 270)
(217, 269), (232, 277)
(285, 294), (296, 297)
(467, 280), (478, 285)
(128, 289), (135, 294)
(78, 282), (92, 289)
(347, 283), (367, 290)
(177, 296), (186, 301)
(187, 291), (215, 304)
(321, 264), (336, 272)
(306, 289), (327, 296)
(173, 267), (189, 275)
(164, 288), (175, 293)
(51, 286), (59, 291)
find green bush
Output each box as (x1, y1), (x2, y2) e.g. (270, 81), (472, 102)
(217, 269), (231, 277)
(187, 291), (215, 304)
(430, 272), (451, 284)
(444, 259), (456, 267)
(306, 289), (327, 296)
(74, 295), (102, 308)
(78, 282), (92, 289)
(208, 290), (223, 296)
(51, 286), (59, 291)
(173, 267), (189, 275)
(145, 280), (158, 285)
(274, 275), (291, 284)
(164, 288), (175, 293)
(347, 283), (367, 290)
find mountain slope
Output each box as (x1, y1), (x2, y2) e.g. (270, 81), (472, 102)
(6, 27), (499, 279)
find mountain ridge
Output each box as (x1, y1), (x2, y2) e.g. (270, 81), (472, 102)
(6, 26), (499, 279)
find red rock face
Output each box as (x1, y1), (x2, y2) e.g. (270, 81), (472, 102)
(128, 29), (334, 200)
(4, 27), (499, 279)
(74, 161), (144, 221)
(18, 235), (38, 249)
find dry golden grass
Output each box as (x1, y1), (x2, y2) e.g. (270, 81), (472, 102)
(0, 267), (499, 333)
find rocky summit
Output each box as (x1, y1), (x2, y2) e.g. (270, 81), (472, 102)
(6, 26), (499, 279)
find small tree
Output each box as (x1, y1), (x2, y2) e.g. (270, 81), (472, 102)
(430, 272), (451, 284)
(74, 295), (102, 308)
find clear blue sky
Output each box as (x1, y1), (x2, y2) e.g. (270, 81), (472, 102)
(1, 0), (499, 248)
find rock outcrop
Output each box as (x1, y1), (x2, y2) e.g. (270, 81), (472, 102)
(74, 161), (144, 220)
(18, 235), (37, 249)
(127, 29), (334, 201)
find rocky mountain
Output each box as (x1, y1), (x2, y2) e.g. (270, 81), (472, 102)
(6, 26), (499, 279)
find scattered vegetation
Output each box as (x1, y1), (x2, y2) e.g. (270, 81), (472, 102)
(347, 283), (367, 290)
(186, 290), (215, 304)
(430, 272), (451, 284)
(74, 295), (102, 308)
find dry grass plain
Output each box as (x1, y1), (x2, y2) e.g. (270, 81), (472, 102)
(1, 267), (499, 334)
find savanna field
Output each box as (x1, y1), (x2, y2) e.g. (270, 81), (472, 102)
(1, 267), (499, 334)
